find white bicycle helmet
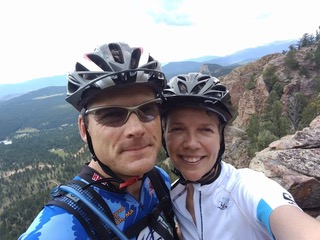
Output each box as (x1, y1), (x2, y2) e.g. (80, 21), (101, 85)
(162, 72), (234, 123)
(66, 42), (166, 111)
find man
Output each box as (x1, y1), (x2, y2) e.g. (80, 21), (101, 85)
(19, 42), (177, 240)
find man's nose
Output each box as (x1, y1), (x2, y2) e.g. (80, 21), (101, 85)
(124, 112), (145, 137)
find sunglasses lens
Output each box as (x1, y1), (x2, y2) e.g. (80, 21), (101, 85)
(87, 99), (161, 127)
(94, 107), (128, 127)
(137, 102), (160, 122)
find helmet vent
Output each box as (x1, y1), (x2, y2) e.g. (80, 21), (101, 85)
(86, 54), (112, 71)
(208, 91), (223, 99)
(191, 82), (205, 94)
(109, 43), (124, 63)
(75, 62), (89, 71)
(130, 48), (142, 69)
(146, 56), (158, 70)
(198, 75), (210, 81)
(178, 81), (187, 94)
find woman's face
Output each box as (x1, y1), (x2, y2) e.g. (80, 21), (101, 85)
(164, 107), (221, 182)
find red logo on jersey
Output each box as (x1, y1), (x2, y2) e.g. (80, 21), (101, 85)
(91, 172), (106, 185)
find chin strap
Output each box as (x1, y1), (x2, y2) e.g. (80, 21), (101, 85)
(177, 160), (222, 186)
(119, 176), (141, 189)
(83, 175), (143, 191)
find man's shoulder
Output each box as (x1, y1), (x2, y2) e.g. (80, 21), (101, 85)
(154, 166), (170, 179)
(18, 205), (89, 240)
(151, 166), (170, 186)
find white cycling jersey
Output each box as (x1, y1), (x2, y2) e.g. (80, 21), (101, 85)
(171, 161), (300, 240)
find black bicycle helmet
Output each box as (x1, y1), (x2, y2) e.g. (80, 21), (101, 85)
(162, 72), (236, 185)
(66, 42), (166, 111)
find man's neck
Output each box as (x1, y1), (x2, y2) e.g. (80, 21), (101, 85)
(88, 159), (142, 200)
(126, 181), (142, 201)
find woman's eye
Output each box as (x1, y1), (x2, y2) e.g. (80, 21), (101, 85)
(169, 127), (183, 132)
(201, 127), (214, 132)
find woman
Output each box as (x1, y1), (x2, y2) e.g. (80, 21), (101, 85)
(161, 72), (320, 240)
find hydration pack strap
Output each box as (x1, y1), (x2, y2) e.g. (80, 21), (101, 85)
(47, 180), (123, 240)
(148, 168), (179, 240)
(125, 168), (179, 240)
(47, 168), (178, 240)
(47, 195), (101, 239)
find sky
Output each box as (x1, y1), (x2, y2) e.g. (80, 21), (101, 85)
(0, 0), (319, 84)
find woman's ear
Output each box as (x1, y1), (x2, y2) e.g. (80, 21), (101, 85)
(78, 115), (87, 143)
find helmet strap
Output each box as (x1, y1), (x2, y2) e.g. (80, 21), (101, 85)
(178, 159), (222, 186)
(85, 127), (128, 186)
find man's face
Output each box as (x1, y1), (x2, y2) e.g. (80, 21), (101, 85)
(164, 107), (221, 182)
(84, 85), (162, 179)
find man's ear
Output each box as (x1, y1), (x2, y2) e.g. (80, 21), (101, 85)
(78, 115), (87, 143)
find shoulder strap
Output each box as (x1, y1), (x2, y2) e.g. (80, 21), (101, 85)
(46, 180), (119, 240)
(125, 168), (179, 240)
(148, 168), (179, 240)
(47, 170), (179, 240)
(47, 197), (97, 239)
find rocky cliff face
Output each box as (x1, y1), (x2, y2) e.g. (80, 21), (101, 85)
(215, 45), (320, 218)
(220, 54), (277, 127)
(219, 45), (318, 128)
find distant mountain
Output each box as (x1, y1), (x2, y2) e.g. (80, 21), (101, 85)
(206, 40), (298, 65)
(0, 40), (297, 100)
(186, 55), (219, 62)
(162, 40), (297, 79)
(162, 61), (204, 80)
(0, 75), (66, 101)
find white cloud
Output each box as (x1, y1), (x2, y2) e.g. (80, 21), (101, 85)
(0, 0), (319, 84)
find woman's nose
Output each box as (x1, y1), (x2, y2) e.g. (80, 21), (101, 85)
(182, 133), (200, 149)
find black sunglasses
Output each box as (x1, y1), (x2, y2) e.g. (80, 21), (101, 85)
(85, 98), (162, 127)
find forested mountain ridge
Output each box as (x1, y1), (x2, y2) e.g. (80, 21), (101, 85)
(0, 86), (78, 140)
(1, 29), (320, 239)
(0, 86), (84, 239)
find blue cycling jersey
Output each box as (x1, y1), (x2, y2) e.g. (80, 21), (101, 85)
(19, 164), (173, 240)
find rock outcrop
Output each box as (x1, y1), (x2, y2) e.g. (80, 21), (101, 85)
(249, 115), (320, 217)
